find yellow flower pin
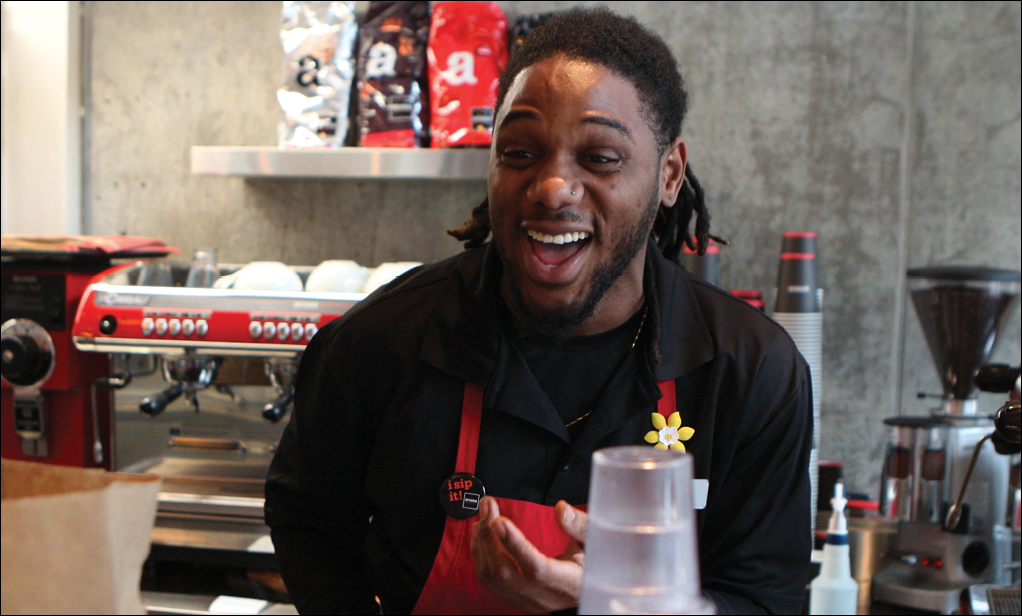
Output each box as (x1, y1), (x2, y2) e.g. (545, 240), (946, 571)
(644, 412), (695, 453)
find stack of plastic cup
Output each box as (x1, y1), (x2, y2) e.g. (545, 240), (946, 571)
(772, 231), (823, 538)
(680, 241), (721, 287)
(580, 447), (714, 615)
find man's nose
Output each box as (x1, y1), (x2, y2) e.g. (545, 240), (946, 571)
(526, 155), (582, 210)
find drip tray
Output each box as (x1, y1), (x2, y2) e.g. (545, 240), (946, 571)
(123, 455), (277, 567)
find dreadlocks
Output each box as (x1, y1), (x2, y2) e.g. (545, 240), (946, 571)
(448, 7), (725, 262)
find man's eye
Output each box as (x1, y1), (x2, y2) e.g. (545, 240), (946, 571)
(581, 154), (622, 171)
(500, 150), (537, 166)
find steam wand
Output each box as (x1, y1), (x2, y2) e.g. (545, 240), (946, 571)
(945, 398), (1022, 530)
(90, 372), (133, 465)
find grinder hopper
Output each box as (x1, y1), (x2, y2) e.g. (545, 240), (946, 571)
(908, 267), (1021, 415)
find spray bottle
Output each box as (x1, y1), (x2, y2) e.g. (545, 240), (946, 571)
(809, 482), (859, 615)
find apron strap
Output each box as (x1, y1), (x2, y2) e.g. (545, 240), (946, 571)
(455, 383), (485, 475)
(657, 378), (676, 419)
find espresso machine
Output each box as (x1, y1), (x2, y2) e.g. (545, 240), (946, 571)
(70, 258), (365, 608)
(873, 267), (1021, 613)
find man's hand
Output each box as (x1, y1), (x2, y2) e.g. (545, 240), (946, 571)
(470, 496), (588, 613)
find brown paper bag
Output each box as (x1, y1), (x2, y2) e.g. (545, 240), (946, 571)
(1, 459), (162, 615)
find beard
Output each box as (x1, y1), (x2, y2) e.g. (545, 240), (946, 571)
(495, 186), (659, 344)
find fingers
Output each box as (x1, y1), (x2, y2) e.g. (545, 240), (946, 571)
(556, 501), (588, 545)
(499, 516), (550, 582)
(472, 498), (515, 582)
(470, 499), (586, 613)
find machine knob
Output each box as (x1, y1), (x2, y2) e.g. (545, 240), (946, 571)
(1, 335), (54, 387)
(991, 399), (1021, 455)
(975, 364), (1021, 394)
(276, 323), (290, 341)
(99, 315), (117, 335)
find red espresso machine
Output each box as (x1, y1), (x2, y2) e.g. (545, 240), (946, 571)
(67, 257), (367, 609)
(1, 236), (174, 469)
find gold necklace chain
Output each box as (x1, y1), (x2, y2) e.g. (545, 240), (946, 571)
(629, 304), (649, 351)
(564, 305), (649, 429)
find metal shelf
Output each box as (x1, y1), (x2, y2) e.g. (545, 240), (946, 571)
(190, 146), (489, 180)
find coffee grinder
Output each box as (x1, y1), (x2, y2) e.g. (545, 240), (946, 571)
(1, 250), (118, 468)
(873, 267), (1021, 613)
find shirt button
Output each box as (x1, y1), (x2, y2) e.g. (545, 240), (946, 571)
(561, 465), (571, 472)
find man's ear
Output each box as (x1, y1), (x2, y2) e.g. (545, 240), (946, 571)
(659, 137), (687, 208)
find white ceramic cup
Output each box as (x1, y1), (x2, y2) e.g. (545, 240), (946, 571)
(230, 261), (304, 292)
(362, 262), (422, 294)
(305, 260), (369, 293)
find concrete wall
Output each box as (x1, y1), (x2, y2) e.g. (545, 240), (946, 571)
(84, 1), (1021, 496)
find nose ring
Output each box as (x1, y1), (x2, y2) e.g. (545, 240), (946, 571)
(571, 190), (577, 196)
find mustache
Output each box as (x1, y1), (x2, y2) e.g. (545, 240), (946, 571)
(518, 211), (593, 226)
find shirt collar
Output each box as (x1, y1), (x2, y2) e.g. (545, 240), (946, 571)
(419, 238), (716, 387)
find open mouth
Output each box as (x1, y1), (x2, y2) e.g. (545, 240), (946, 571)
(524, 229), (592, 280)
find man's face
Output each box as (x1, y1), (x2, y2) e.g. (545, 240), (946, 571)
(488, 55), (671, 337)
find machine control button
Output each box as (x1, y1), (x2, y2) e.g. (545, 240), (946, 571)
(305, 323), (318, 341)
(263, 322), (276, 340)
(291, 324), (305, 342)
(99, 315), (117, 335)
(155, 318), (169, 336)
(277, 323), (290, 341)
(195, 319), (208, 338)
(182, 319), (195, 337)
(249, 321), (263, 339)
(142, 318), (155, 336)
(168, 319), (182, 336)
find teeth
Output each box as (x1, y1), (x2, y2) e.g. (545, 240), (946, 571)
(527, 230), (590, 245)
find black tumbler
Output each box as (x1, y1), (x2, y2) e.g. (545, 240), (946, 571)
(775, 232), (821, 313)
(680, 241), (721, 287)
(731, 289), (765, 312)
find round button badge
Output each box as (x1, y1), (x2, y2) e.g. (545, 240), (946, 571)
(439, 473), (486, 519)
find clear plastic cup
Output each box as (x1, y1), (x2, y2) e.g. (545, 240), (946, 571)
(185, 248), (219, 288)
(579, 447), (702, 615)
(609, 592), (716, 615)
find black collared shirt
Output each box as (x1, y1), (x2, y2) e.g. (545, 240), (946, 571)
(265, 241), (812, 615)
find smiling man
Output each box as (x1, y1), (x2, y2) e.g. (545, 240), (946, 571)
(266, 8), (812, 616)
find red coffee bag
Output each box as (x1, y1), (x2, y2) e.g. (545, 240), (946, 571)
(428, 2), (508, 148)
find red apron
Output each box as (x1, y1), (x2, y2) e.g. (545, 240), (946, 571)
(411, 379), (676, 615)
